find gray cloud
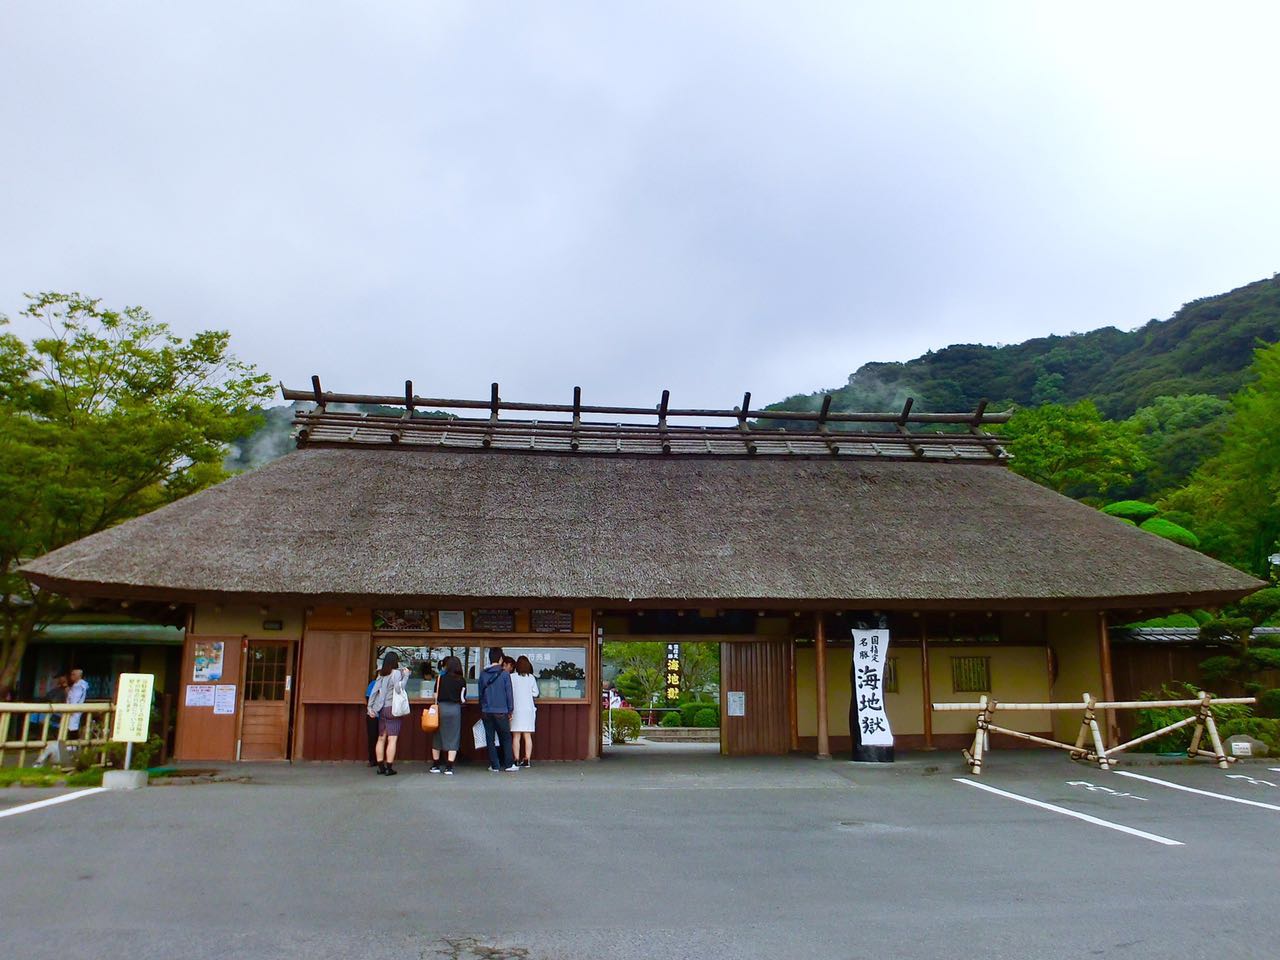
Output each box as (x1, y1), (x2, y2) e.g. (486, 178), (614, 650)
(2, 1), (1278, 412)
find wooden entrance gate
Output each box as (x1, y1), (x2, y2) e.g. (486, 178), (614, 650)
(720, 640), (791, 756)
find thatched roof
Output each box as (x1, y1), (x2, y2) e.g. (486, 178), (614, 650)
(22, 447), (1264, 610)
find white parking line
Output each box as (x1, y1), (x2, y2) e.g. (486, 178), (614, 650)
(1115, 771), (1280, 811)
(954, 778), (1183, 846)
(0, 788), (106, 820)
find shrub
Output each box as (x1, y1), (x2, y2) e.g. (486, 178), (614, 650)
(1103, 500), (1160, 523)
(679, 702), (711, 726)
(1257, 690), (1280, 719)
(1125, 613), (1200, 628)
(1131, 682), (1254, 753)
(659, 711), (683, 728)
(1139, 517), (1201, 549)
(605, 708), (641, 744)
(692, 708), (720, 728)
(1217, 718), (1280, 755)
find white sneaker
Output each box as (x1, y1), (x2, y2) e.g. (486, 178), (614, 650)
(504, 764), (519, 772)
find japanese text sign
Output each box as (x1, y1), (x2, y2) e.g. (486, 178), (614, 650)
(851, 629), (893, 747)
(112, 673), (154, 743)
(665, 642), (681, 700)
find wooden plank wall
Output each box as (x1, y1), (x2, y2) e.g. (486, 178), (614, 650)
(303, 703), (592, 762)
(174, 635), (242, 762)
(720, 640), (790, 755)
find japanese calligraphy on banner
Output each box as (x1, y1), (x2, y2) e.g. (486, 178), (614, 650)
(665, 642), (681, 701)
(112, 673), (154, 743)
(851, 629), (893, 747)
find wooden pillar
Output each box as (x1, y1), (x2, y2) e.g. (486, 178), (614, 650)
(1097, 611), (1119, 746)
(815, 614), (830, 759)
(788, 637), (799, 752)
(920, 618), (934, 750)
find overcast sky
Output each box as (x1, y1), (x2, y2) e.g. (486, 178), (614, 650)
(2, 2), (1278, 411)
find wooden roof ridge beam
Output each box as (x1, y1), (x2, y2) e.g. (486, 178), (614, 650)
(571, 386), (582, 451)
(894, 397), (925, 458)
(817, 394), (840, 456)
(277, 382), (1014, 425)
(737, 392), (757, 455)
(483, 382), (500, 448)
(966, 397), (1007, 460)
(658, 389), (671, 454)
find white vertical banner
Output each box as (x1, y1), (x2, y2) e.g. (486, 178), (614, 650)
(851, 629), (893, 747)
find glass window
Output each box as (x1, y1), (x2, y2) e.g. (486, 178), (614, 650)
(375, 644), (483, 698)
(486, 646), (588, 700)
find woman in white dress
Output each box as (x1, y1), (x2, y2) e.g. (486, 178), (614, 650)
(510, 655), (539, 767)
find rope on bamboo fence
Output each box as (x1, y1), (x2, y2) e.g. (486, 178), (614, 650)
(931, 692), (1255, 775)
(0, 703), (115, 768)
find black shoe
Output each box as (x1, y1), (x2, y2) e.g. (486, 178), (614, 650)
(429, 763), (442, 773)
(385, 766), (398, 776)
(376, 763), (387, 775)
(444, 765), (454, 776)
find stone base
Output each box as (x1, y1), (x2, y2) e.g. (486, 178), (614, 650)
(103, 770), (148, 791)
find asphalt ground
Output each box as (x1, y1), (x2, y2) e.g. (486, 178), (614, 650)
(2, 751), (1279, 960)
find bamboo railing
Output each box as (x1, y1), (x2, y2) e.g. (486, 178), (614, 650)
(0, 702), (114, 767)
(932, 692), (1255, 774)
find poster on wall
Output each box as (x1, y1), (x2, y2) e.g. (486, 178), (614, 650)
(531, 609), (574, 633)
(727, 691), (745, 717)
(438, 610), (466, 631)
(112, 673), (155, 742)
(851, 629), (893, 747)
(185, 684), (215, 707)
(192, 640), (225, 682)
(213, 684), (238, 715)
(373, 609), (431, 631)
(472, 609), (515, 632)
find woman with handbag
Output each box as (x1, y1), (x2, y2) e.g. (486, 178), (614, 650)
(367, 652), (410, 776)
(428, 655), (466, 775)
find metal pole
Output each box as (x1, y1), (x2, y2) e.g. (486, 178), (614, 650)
(124, 740), (133, 771)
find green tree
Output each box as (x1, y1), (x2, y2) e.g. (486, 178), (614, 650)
(0, 293), (272, 694)
(602, 639), (720, 704)
(1003, 400), (1148, 501)
(1123, 394), (1231, 498)
(1162, 341), (1280, 576)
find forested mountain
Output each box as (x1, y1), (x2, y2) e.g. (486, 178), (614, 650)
(767, 276), (1280, 419)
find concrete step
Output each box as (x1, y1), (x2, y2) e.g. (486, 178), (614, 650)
(641, 727), (721, 743)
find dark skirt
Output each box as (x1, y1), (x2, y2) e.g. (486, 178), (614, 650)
(378, 705), (403, 737)
(433, 702), (463, 752)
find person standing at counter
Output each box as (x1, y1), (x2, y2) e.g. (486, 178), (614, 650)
(364, 674), (380, 767)
(367, 652), (409, 776)
(510, 655), (539, 768)
(429, 656), (466, 775)
(478, 647), (516, 772)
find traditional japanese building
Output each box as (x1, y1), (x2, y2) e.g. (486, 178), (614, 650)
(21, 381), (1265, 763)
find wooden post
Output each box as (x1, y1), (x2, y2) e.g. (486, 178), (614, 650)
(1201, 691), (1230, 769)
(1097, 611), (1119, 746)
(788, 636), (799, 752)
(815, 615), (830, 759)
(920, 619), (934, 750)
(1084, 694), (1110, 770)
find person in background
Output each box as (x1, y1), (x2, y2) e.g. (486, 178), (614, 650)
(429, 655), (466, 775)
(510, 655), (539, 768)
(32, 674), (69, 767)
(478, 647), (516, 772)
(502, 655), (516, 673)
(65, 668), (89, 741)
(365, 673), (380, 767)
(366, 652), (409, 776)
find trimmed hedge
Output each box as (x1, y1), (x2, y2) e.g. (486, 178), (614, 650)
(659, 711), (684, 728)
(605, 708), (642, 744)
(679, 701), (716, 726)
(1256, 689), (1280, 719)
(1139, 517), (1201, 549)
(1102, 500), (1160, 523)
(692, 708), (719, 728)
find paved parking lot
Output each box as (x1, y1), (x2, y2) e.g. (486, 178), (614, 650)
(2, 751), (1278, 960)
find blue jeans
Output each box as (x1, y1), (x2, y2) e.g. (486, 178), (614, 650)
(482, 713), (512, 769)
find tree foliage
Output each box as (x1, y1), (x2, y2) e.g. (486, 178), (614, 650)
(1003, 400), (1147, 501)
(602, 640), (720, 705)
(1161, 341), (1280, 577)
(0, 293), (272, 693)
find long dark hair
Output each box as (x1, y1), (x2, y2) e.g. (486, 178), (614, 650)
(515, 655), (534, 676)
(379, 652), (400, 677)
(441, 655), (463, 677)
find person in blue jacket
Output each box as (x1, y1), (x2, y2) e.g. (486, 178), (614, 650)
(477, 647), (517, 772)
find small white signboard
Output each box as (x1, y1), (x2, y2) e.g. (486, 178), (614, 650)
(112, 673), (154, 743)
(727, 691), (745, 717)
(439, 610), (466, 630)
(213, 684), (238, 716)
(1231, 740), (1253, 757)
(185, 684), (215, 707)
(851, 628), (893, 747)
